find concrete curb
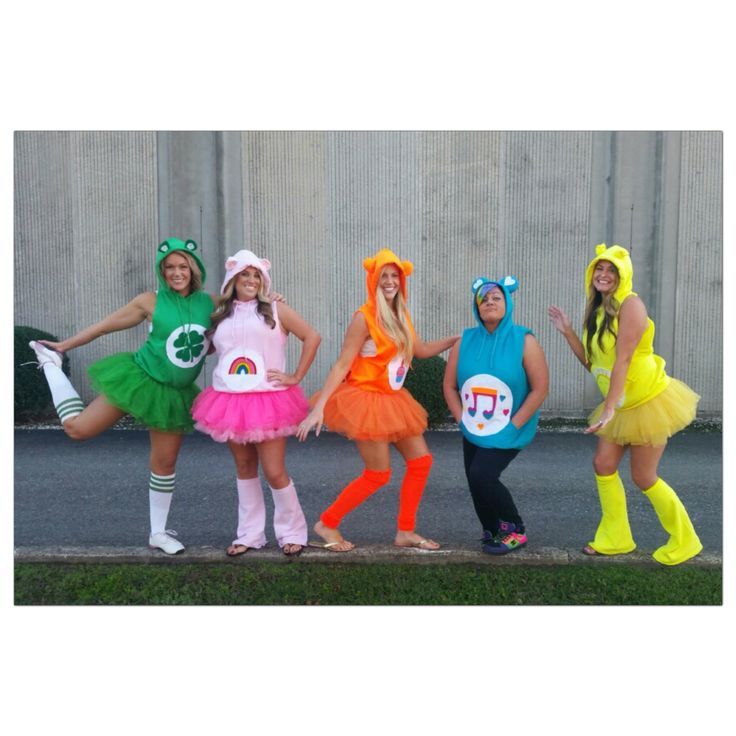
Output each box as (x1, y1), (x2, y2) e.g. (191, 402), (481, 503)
(14, 545), (722, 568)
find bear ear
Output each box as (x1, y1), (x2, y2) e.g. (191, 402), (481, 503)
(158, 241), (170, 253)
(185, 239), (198, 252)
(363, 257), (376, 273)
(595, 243), (607, 255)
(260, 258), (271, 272)
(225, 258), (238, 270)
(401, 260), (413, 277)
(471, 277), (485, 293)
(502, 275), (519, 293)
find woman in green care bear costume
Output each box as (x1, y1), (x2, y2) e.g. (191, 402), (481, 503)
(29, 238), (214, 554)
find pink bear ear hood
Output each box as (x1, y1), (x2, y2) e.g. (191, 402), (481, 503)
(362, 248), (414, 308)
(585, 243), (633, 303)
(221, 249), (272, 295)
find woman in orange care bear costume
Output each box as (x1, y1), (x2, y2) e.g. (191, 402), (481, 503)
(296, 249), (458, 552)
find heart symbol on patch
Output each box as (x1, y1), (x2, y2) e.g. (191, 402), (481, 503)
(503, 409), (509, 416)
(477, 423), (485, 430)
(500, 395), (506, 401)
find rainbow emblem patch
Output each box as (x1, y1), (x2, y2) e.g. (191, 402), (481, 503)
(229, 356), (258, 375)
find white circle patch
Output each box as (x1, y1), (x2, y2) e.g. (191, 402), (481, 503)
(165, 324), (209, 369)
(460, 373), (513, 437)
(212, 347), (266, 392)
(387, 355), (409, 391)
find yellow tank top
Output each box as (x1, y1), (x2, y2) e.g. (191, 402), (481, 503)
(585, 306), (670, 410)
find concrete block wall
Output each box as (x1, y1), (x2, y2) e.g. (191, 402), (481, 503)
(14, 131), (722, 418)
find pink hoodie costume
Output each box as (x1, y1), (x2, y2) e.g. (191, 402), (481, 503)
(192, 250), (310, 444)
(191, 250), (309, 549)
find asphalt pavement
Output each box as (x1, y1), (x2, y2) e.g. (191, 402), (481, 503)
(13, 426), (722, 565)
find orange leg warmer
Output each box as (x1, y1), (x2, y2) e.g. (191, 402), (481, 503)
(397, 454), (433, 531)
(320, 468), (392, 529)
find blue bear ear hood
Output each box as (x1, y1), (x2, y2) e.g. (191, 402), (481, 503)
(471, 275), (518, 328)
(155, 238), (207, 290)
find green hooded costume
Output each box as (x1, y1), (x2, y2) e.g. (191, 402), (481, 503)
(87, 238), (214, 432)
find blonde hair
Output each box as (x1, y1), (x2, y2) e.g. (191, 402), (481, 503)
(160, 252), (203, 293)
(206, 270), (275, 339)
(375, 281), (414, 363)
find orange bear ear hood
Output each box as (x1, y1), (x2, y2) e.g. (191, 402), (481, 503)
(362, 248), (414, 308)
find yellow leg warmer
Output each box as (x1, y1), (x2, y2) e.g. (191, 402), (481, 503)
(588, 472), (637, 555)
(643, 478), (703, 565)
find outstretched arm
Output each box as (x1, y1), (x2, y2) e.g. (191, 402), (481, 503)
(414, 334), (459, 359)
(548, 305), (590, 371)
(585, 296), (647, 433)
(40, 292), (155, 353)
(296, 312), (369, 440)
(267, 303), (321, 386)
(442, 340), (463, 423)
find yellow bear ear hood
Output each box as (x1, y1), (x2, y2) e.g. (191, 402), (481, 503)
(585, 243), (634, 303)
(363, 248), (414, 307)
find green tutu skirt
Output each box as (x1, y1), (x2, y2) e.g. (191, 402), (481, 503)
(88, 352), (199, 433)
(588, 377), (700, 447)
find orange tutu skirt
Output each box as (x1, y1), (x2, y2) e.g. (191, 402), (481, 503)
(318, 382), (428, 442)
(589, 377), (700, 447)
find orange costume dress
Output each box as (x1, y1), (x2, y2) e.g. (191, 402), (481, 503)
(322, 250), (428, 443)
(318, 249), (434, 532)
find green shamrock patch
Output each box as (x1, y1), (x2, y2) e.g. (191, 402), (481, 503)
(173, 330), (205, 362)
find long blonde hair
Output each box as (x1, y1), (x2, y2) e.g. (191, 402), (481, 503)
(206, 271), (275, 339)
(375, 282), (414, 363)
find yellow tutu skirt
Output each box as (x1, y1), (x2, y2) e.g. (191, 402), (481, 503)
(589, 377), (700, 447)
(317, 382), (428, 443)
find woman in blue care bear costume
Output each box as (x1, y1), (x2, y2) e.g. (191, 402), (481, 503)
(444, 276), (549, 554)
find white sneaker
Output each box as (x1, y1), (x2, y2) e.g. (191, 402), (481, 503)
(149, 530), (185, 555)
(29, 340), (63, 369)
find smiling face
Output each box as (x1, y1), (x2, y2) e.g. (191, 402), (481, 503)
(378, 264), (401, 304)
(478, 285), (506, 327)
(162, 252), (192, 295)
(234, 266), (262, 302)
(592, 259), (619, 295)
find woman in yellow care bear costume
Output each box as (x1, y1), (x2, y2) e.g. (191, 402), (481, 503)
(549, 244), (702, 565)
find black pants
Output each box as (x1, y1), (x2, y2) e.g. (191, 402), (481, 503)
(462, 437), (523, 534)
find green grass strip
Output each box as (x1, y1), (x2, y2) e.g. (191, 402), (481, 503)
(14, 562), (722, 606)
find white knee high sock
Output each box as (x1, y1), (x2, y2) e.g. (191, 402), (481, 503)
(234, 477), (267, 548)
(42, 363), (84, 422)
(270, 479), (308, 547)
(149, 472), (175, 534)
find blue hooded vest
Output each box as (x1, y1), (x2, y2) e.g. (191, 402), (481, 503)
(455, 276), (539, 450)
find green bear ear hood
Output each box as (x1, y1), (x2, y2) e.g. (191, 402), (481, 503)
(155, 238), (207, 290)
(585, 243), (633, 303)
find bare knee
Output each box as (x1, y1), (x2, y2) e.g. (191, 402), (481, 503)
(631, 470), (658, 491)
(593, 455), (619, 477)
(264, 470), (290, 489)
(234, 457), (259, 479)
(63, 417), (92, 441)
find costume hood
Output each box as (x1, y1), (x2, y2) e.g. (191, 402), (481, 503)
(471, 275), (519, 331)
(585, 243), (633, 303)
(220, 249), (272, 295)
(156, 238), (206, 290)
(363, 248), (413, 309)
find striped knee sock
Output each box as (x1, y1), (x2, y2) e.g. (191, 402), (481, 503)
(42, 363), (85, 422)
(149, 472), (175, 534)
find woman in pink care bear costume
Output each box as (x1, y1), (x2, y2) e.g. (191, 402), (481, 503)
(192, 250), (321, 557)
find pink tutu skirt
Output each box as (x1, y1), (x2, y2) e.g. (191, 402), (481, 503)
(192, 386), (309, 444)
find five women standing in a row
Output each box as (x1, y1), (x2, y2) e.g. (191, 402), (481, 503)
(29, 240), (703, 565)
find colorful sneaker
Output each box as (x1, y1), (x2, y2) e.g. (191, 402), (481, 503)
(28, 340), (63, 369)
(482, 521), (527, 555)
(149, 530), (185, 555)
